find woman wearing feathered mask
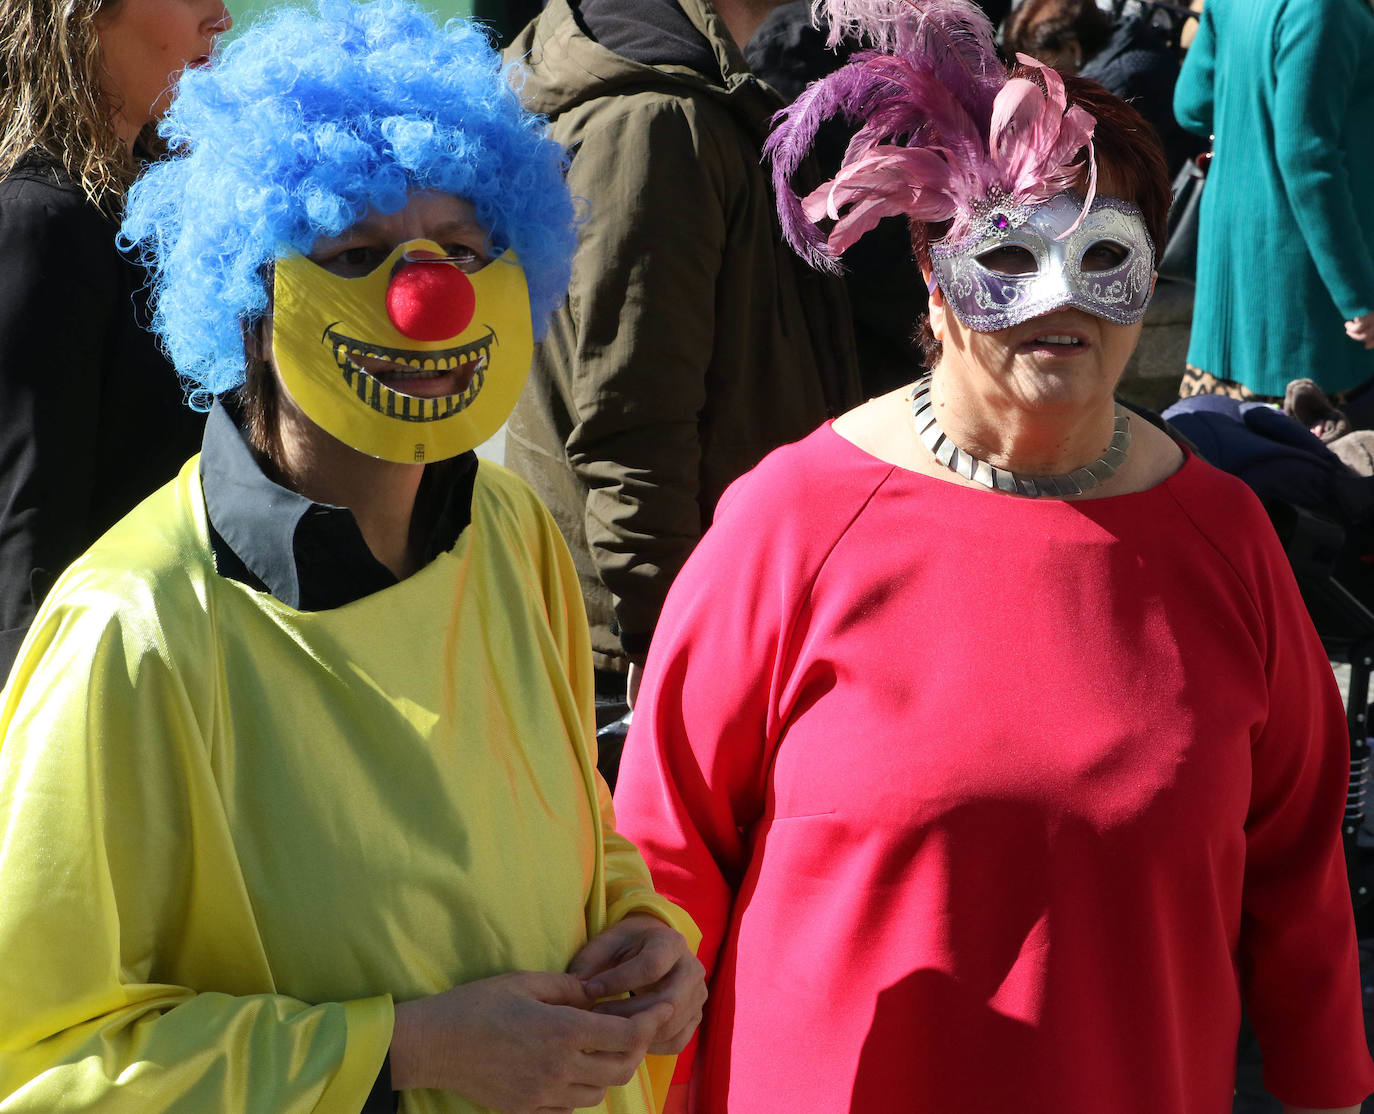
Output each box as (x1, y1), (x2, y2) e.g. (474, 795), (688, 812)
(613, 2), (1374, 1111)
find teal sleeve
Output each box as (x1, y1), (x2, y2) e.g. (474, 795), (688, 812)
(1173, 7), (1215, 137)
(1271, 0), (1374, 320)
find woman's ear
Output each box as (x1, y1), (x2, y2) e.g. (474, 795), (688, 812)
(922, 266), (947, 343)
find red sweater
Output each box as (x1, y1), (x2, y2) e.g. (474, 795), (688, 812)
(615, 423), (1374, 1113)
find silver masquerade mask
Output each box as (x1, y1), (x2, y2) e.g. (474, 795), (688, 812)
(930, 191), (1155, 333)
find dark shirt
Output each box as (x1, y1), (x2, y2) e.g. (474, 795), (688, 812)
(470, 0), (547, 47)
(577, 0), (719, 73)
(200, 401), (477, 610)
(0, 152), (204, 681)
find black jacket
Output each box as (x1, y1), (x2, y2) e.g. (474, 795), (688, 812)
(1080, 13), (1202, 175)
(746, 1), (929, 397)
(0, 154), (204, 679)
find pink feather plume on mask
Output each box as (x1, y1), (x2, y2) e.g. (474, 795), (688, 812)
(802, 145), (968, 253)
(817, 0), (1002, 98)
(766, 1), (1099, 270)
(988, 57), (1098, 231)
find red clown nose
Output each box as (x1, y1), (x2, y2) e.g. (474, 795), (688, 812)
(385, 258), (477, 341)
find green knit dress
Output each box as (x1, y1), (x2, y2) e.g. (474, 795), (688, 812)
(1174, 0), (1374, 397)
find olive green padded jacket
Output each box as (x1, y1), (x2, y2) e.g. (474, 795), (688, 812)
(504, 0), (861, 673)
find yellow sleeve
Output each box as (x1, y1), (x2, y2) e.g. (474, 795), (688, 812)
(498, 459), (700, 948)
(499, 465), (699, 1114)
(0, 579), (392, 1112)
(600, 775), (700, 950)
(545, 505), (699, 1114)
(522, 469), (700, 949)
(598, 779), (701, 1114)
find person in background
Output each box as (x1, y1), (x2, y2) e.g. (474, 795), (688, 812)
(614, 1), (1374, 1111)
(1003, 0), (1199, 174)
(1174, 0), (1374, 407)
(1004, 0), (1117, 70)
(0, 0), (230, 679)
(976, 0), (1012, 27)
(1180, 0), (1203, 49)
(503, 0), (861, 769)
(0, 2), (704, 1110)
(467, 0), (544, 46)
(745, 0), (928, 398)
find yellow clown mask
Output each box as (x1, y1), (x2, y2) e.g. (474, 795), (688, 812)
(270, 239), (534, 463)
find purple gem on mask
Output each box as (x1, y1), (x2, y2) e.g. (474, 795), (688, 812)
(993, 213), (1010, 230)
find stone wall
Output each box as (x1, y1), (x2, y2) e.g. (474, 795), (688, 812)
(1118, 277), (1193, 415)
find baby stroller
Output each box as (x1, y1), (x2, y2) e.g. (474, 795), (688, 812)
(1163, 394), (1374, 915)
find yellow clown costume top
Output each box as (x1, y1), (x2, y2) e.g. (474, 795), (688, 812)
(0, 455), (696, 1113)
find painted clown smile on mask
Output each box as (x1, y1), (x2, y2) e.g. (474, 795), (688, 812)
(326, 323), (491, 408)
(271, 238), (534, 463)
(930, 191), (1156, 333)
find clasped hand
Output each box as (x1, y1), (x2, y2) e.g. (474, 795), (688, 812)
(391, 915), (705, 1114)
(568, 913), (707, 1056)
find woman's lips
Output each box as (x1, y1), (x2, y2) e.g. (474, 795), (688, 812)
(361, 355), (480, 398)
(1018, 329), (1090, 356)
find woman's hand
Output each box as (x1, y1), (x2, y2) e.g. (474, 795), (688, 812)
(568, 914), (707, 1055)
(390, 970), (672, 1113)
(1346, 312), (1374, 349)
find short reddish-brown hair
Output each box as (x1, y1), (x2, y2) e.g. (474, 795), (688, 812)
(1051, 70), (1171, 250)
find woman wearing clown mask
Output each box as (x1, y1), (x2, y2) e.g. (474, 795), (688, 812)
(0, 3), (705, 1113)
(612, 3), (1374, 1112)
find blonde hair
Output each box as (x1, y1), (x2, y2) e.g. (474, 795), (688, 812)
(0, 0), (137, 213)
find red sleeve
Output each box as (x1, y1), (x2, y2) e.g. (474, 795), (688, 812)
(613, 431), (885, 1079)
(1231, 498), (1374, 1107)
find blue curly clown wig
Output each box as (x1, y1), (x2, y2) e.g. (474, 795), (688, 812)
(120, 0), (575, 405)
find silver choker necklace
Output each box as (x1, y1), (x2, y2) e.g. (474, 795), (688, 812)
(910, 375), (1132, 498)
